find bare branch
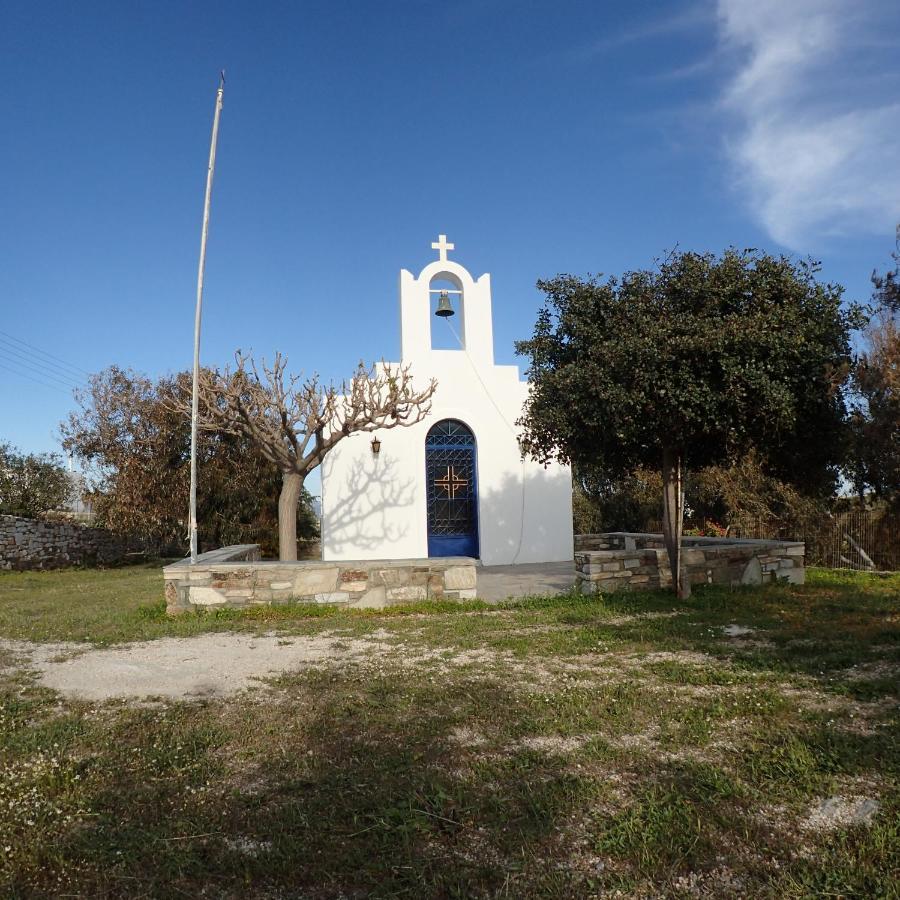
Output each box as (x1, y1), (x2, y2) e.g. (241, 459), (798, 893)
(182, 352), (437, 480)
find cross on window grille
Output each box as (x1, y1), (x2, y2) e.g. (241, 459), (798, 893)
(433, 466), (468, 499)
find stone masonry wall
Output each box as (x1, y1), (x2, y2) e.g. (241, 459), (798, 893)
(164, 545), (477, 614)
(0, 515), (132, 571)
(575, 532), (804, 593)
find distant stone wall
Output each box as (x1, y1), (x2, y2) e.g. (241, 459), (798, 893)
(0, 514), (132, 571)
(163, 545), (477, 614)
(575, 532), (804, 593)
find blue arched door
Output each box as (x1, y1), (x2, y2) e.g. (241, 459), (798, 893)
(426, 419), (479, 558)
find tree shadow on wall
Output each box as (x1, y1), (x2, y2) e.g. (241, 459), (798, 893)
(323, 452), (416, 554)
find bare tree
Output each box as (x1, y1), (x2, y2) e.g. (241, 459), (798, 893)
(191, 352), (437, 560)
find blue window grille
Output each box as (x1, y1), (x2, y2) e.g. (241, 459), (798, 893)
(425, 419), (478, 558)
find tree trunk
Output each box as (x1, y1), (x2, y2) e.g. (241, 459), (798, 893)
(278, 472), (303, 562)
(661, 448), (691, 600)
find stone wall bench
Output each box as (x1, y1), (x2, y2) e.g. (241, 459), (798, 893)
(163, 545), (477, 615)
(574, 532), (805, 594)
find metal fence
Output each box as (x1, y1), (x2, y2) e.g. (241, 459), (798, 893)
(644, 511), (900, 572)
(729, 512), (899, 572)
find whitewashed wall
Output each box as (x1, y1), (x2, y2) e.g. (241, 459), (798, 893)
(321, 253), (573, 566)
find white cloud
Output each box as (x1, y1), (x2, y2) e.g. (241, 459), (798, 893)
(575, 4), (712, 58)
(717, 0), (900, 249)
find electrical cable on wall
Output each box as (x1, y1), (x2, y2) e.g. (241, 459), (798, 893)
(442, 315), (527, 564)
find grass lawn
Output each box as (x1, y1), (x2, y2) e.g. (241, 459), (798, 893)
(0, 565), (897, 897)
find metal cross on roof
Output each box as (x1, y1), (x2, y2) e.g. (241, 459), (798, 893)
(431, 233), (455, 262)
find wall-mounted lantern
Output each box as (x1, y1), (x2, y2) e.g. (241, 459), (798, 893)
(370, 436), (381, 456)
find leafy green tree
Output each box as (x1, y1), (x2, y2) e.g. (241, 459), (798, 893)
(61, 366), (319, 556)
(572, 465), (661, 534)
(573, 453), (827, 541)
(0, 444), (72, 518)
(870, 225), (900, 313)
(850, 317), (899, 507)
(690, 453), (827, 537)
(517, 249), (861, 597)
(849, 229), (900, 506)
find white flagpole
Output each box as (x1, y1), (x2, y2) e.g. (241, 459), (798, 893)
(189, 72), (225, 563)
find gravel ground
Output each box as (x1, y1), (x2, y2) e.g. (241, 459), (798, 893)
(0, 632), (398, 700)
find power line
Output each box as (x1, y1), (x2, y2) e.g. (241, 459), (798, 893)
(0, 344), (82, 390)
(0, 341), (84, 389)
(0, 330), (89, 377)
(0, 360), (74, 395)
(0, 329), (91, 378)
(0, 357), (78, 393)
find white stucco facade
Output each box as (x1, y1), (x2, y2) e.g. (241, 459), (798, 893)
(321, 237), (573, 566)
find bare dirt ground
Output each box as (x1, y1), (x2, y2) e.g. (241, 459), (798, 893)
(0, 632), (404, 700)
(0, 613), (716, 702)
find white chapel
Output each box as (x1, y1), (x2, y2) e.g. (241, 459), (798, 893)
(320, 236), (573, 566)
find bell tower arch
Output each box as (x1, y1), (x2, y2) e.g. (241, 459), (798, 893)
(398, 234), (494, 368)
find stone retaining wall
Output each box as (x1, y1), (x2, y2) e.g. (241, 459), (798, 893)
(575, 532), (804, 594)
(0, 514), (132, 571)
(164, 546), (477, 614)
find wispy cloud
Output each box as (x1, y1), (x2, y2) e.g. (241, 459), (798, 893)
(717, 0), (900, 249)
(638, 53), (719, 83)
(573, 3), (712, 60)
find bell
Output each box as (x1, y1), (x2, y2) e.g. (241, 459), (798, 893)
(434, 291), (455, 317)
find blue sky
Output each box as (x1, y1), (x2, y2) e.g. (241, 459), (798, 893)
(2, 0), (899, 484)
